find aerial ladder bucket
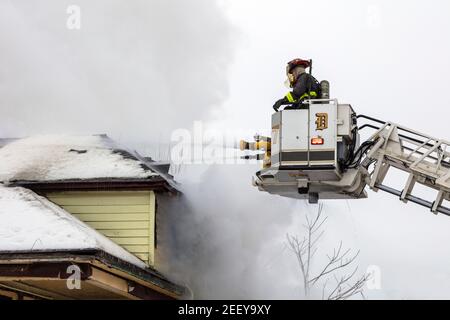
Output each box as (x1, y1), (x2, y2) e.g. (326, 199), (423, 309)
(245, 99), (450, 215)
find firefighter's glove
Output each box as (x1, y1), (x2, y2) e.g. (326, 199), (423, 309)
(273, 98), (286, 112)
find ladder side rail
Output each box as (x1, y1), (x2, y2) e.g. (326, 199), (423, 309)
(391, 131), (450, 172)
(357, 114), (450, 146)
(401, 144), (450, 169)
(357, 123), (450, 167)
(388, 122), (448, 144)
(405, 138), (433, 160)
(360, 123), (450, 215)
(375, 183), (450, 216)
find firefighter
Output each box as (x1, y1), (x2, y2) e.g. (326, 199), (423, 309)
(273, 59), (321, 112)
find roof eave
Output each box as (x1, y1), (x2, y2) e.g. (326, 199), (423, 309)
(0, 249), (185, 299)
(8, 177), (179, 194)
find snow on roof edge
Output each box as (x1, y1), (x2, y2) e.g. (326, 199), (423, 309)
(0, 185), (148, 269)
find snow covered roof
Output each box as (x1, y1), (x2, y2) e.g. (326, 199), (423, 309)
(0, 135), (158, 183)
(0, 185), (147, 269)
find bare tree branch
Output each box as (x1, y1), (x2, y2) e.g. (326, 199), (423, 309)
(286, 203), (368, 300)
(309, 247), (360, 285)
(328, 272), (369, 300)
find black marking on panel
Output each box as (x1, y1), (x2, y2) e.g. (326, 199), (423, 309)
(281, 152), (308, 162)
(309, 151), (335, 161)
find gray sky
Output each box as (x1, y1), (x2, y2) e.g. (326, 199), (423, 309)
(1, 0), (450, 299)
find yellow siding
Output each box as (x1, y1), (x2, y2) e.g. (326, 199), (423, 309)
(87, 221), (149, 229)
(73, 213), (150, 222)
(99, 229), (149, 237)
(46, 191), (155, 266)
(135, 253), (149, 261)
(62, 205), (151, 214)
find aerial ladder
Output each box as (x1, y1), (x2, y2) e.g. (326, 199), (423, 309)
(241, 98), (450, 216)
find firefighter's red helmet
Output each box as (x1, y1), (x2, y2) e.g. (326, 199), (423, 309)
(286, 58), (311, 73)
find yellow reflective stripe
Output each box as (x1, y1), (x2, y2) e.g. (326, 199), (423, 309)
(300, 91), (317, 100)
(299, 93), (309, 100)
(285, 92), (296, 103)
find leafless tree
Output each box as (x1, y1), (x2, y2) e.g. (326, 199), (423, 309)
(287, 204), (369, 300)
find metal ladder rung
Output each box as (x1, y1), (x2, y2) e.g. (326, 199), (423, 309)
(375, 184), (450, 216)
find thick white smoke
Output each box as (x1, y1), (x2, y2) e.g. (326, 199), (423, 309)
(157, 163), (368, 299)
(0, 0), (234, 146)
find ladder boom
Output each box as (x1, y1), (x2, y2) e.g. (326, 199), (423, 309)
(357, 116), (450, 215)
